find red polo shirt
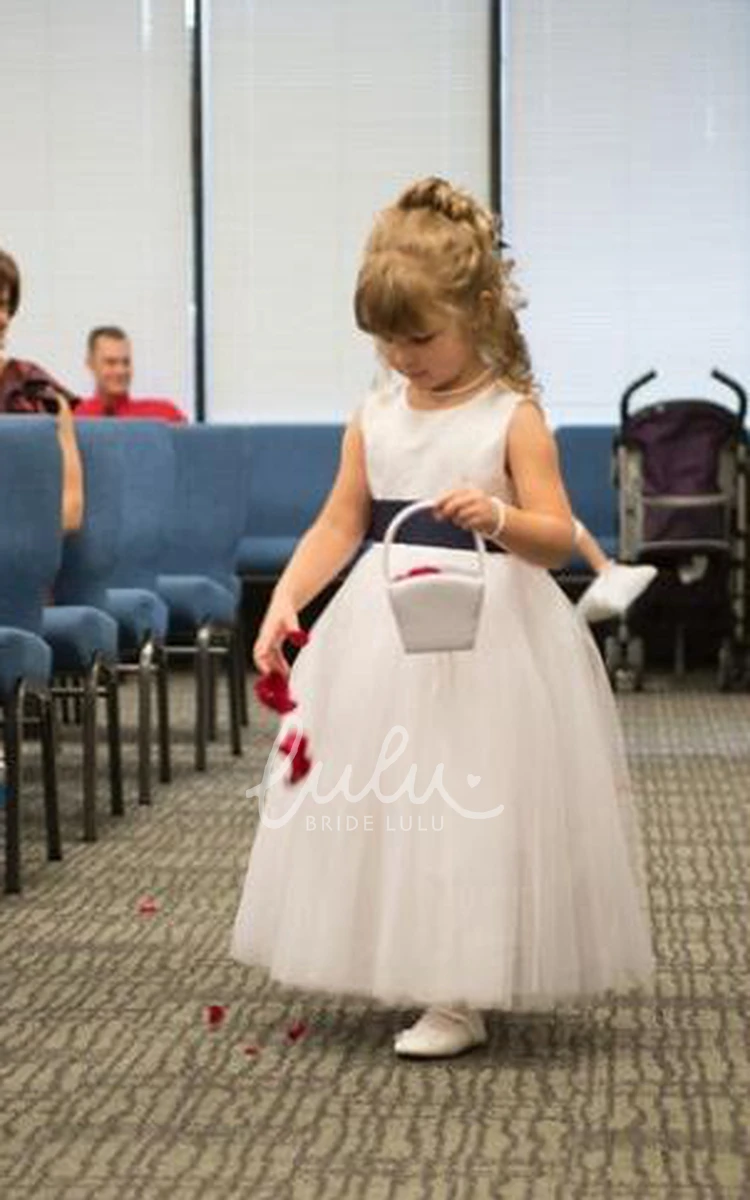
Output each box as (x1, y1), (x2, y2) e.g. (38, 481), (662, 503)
(75, 394), (187, 423)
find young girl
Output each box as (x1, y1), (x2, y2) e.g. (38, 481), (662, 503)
(230, 178), (654, 1058)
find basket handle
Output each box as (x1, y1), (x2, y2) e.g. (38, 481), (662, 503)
(382, 498), (487, 584)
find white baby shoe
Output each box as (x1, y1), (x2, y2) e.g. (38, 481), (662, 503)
(576, 562), (658, 625)
(394, 1006), (488, 1058)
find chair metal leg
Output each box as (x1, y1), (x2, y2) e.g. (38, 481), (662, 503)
(106, 666), (124, 818)
(236, 617), (249, 727)
(3, 684), (23, 894)
(156, 642), (171, 784)
(57, 675), (69, 724)
(39, 692), (62, 862)
(81, 661), (99, 842)
(207, 653), (218, 742)
(137, 639), (154, 806)
(227, 631), (243, 758)
(194, 625), (211, 772)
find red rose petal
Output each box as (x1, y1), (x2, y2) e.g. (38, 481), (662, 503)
(286, 1020), (308, 1043)
(393, 566), (442, 582)
(256, 670), (316, 787)
(288, 754), (313, 784)
(254, 671), (298, 714)
(278, 731), (308, 758)
(204, 1004), (229, 1029)
(137, 896), (159, 915)
(277, 730), (313, 785)
(285, 629), (310, 648)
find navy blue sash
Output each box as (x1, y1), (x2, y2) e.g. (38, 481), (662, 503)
(366, 498), (506, 553)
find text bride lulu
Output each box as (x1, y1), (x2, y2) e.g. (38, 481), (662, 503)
(246, 723), (505, 829)
(306, 813), (445, 832)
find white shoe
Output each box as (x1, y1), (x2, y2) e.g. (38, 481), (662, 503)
(576, 562), (658, 625)
(394, 1006), (488, 1059)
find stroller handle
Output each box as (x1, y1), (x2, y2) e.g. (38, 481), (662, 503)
(711, 369), (748, 424)
(619, 368), (748, 426)
(620, 370), (658, 424)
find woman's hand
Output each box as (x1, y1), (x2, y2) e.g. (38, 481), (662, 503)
(253, 589), (301, 677)
(432, 487), (499, 538)
(54, 391), (85, 532)
(54, 391), (75, 433)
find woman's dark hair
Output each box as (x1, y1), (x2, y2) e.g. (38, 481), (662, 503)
(0, 250), (21, 315)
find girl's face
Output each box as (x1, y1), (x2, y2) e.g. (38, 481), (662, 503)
(376, 319), (484, 393)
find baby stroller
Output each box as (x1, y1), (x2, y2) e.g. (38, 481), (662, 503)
(606, 368), (748, 690)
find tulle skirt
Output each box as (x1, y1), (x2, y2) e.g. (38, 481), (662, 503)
(230, 544), (654, 1009)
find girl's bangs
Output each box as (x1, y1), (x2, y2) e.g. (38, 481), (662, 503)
(355, 266), (444, 341)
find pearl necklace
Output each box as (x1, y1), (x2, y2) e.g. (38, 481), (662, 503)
(414, 364), (496, 403)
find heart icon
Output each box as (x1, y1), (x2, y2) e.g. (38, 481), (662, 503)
(467, 775), (481, 788)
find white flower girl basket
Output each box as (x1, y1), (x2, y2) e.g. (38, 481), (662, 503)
(382, 499), (487, 654)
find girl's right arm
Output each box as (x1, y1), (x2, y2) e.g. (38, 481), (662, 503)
(253, 416), (372, 675)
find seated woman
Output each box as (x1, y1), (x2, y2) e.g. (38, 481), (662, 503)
(0, 249), (83, 532)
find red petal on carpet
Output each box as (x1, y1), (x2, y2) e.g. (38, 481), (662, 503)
(204, 1004), (229, 1029)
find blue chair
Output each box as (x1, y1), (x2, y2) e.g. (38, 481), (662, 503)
(556, 425), (619, 574)
(157, 426), (245, 770)
(104, 422), (173, 806)
(47, 422), (123, 842)
(235, 424), (344, 580)
(0, 417), (62, 893)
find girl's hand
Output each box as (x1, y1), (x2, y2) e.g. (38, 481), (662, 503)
(432, 487), (499, 538)
(253, 590), (301, 677)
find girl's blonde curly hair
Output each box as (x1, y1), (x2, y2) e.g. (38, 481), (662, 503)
(354, 177), (536, 396)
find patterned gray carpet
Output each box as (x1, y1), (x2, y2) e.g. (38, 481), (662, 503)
(2, 670), (750, 1199)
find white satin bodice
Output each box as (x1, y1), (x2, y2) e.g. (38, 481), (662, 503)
(357, 377), (529, 504)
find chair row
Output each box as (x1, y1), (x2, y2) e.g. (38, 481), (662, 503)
(0, 417), (249, 894)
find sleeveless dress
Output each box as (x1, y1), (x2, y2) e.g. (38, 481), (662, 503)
(230, 379), (654, 1009)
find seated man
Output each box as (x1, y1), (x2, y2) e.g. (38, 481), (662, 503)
(76, 326), (187, 423)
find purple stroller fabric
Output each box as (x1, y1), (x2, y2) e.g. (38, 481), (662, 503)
(624, 401), (738, 545)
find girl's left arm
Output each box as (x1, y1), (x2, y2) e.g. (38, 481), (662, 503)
(499, 400), (575, 568)
(433, 400), (574, 569)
